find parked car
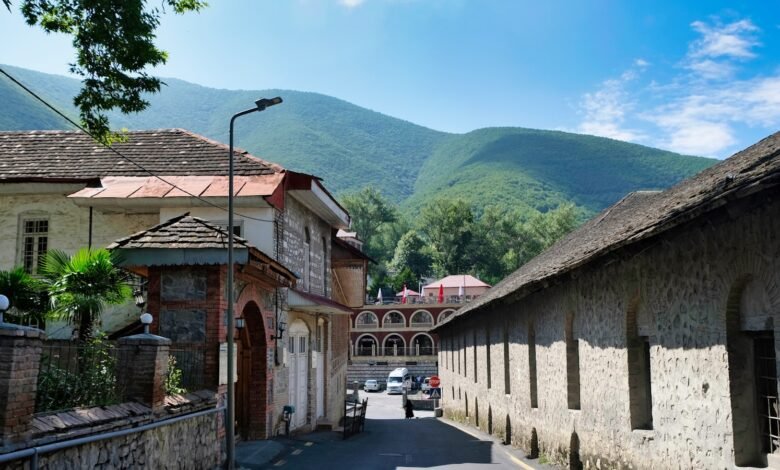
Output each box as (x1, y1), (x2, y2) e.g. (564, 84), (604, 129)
(364, 379), (381, 392)
(421, 377), (432, 392)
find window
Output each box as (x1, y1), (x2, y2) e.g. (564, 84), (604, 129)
(473, 330), (478, 383)
(21, 218), (48, 274)
(410, 310), (433, 327)
(627, 303), (653, 430)
(529, 320), (538, 408)
(304, 228), (311, 291)
(383, 311), (405, 327)
(503, 320), (510, 394)
(213, 220), (243, 237)
(321, 237), (328, 295)
(355, 312), (378, 328)
(299, 336), (307, 353)
(486, 323), (492, 389)
(566, 312), (581, 410)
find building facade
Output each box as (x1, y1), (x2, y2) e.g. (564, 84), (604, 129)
(0, 129), (365, 439)
(433, 132), (780, 469)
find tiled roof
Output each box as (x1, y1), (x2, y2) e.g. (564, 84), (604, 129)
(424, 274), (491, 289)
(435, 130), (780, 331)
(0, 129), (283, 181)
(108, 214), (251, 250)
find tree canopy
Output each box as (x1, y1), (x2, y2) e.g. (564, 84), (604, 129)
(3, 0), (206, 142)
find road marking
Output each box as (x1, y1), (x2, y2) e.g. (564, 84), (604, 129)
(304, 441), (313, 447)
(273, 459), (286, 467)
(379, 453), (403, 457)
(292, 449), (303, 455)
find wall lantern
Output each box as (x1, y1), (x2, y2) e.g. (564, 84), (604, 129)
(271, 319), (287, 341)
(235, 317), (245, 330)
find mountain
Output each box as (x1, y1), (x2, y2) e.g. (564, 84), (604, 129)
(0, 64), (716, 215)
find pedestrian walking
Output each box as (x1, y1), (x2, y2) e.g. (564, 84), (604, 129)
(404, 398), (415, 419)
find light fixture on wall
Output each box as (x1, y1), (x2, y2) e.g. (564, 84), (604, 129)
(133, 289), (146, 309)
(235, 317), (245, 330)
(271, 319), (287, 341)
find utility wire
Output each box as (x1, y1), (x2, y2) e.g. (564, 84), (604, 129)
(0, 66), (276, 223)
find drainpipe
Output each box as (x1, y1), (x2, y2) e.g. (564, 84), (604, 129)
(88, 206), (93, 249)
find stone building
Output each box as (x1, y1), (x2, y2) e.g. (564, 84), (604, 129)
(432, 132), (780, 469)
(0, 129), (366, 438)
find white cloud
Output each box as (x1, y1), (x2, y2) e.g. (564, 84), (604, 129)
(686, 19), (760, 80)
(576, 67), (646, 142)
(574, 17), (777, 157)
(689, 19), (759, 59)
(634, 58), (650, 68)
(339, 0), (365, 8)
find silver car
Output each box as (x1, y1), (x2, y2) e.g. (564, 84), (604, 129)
(364, 379), (381, 392)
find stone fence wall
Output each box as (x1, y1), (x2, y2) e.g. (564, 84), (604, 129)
(0, 323), (223, 468)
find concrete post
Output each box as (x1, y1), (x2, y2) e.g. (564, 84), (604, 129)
(0, 324), (44, 446)
(371, 344), (376, 356)
(393, 344), (398, 356)
(117, 333), (171, 413)
(416, 343), (420, 356)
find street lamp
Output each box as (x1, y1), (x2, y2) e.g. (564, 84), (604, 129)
(0, 294), (9, 324)
(226, 96), (282, 470)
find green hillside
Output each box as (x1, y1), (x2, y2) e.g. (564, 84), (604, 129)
(0, 64), (717, 215)
(405, 127), (715, 215)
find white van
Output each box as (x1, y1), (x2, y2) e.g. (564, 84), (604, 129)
(386, 368), (411, 394)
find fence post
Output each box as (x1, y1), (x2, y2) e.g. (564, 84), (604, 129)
(0, 324), (44, 446)
(117, 331), (171, 414)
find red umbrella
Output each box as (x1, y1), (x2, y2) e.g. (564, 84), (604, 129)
(437, 284), (444, 303)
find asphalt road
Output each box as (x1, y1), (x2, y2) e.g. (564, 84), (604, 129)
(258, 390), (547, 470)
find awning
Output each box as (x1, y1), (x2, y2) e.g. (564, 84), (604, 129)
(287, 289), (353, 315)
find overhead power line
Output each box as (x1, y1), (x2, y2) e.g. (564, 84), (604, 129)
(0, 66), (275, 223)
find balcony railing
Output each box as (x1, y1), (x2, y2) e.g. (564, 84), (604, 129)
(355, 322), (378, 329)
(353, 346), (438, 357)
(368, 294), (480, 306)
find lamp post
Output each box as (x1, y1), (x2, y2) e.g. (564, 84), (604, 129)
(0, 294), (9, 324)
(226, 97), (282, 469)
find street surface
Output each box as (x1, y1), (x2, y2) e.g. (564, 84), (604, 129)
(255, 390), (549, 469)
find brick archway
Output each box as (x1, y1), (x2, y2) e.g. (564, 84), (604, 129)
(236, 283), (273, 439)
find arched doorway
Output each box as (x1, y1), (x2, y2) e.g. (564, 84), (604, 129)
(412, 333), (434, 356)
(236, 301), (268, 439)
(383, 334), (405, 356)
(356, 334), (378, 356)
(288, 319), (310, 430)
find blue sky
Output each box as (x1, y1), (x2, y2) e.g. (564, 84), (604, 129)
(1, 0), (779, 157)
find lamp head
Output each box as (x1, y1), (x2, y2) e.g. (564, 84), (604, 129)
(140, 313), (153, 325)
(236, 317), (245, 330)
(255, 97), (283, 111)
(0, 294), (9, 312)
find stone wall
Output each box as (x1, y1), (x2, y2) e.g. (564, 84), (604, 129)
(438, 195), (780, 469)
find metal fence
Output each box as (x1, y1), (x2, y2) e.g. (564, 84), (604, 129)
(354, 346), (438, 357)
(169, 345), (208, 392)
(36, 340), (121, 413)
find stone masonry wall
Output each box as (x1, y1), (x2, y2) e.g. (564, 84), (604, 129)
(6, 411), (220, 469)
(439, 195), (780, 469)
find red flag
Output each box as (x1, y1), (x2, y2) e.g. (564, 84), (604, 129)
(402, 284), (408, 304)
(437, 284), (444, 303)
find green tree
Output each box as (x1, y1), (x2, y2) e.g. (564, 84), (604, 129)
(419, 198), (475, 277)
(390, 267), (418, 294)
(41, 248), (131, 342)
(3, 0), (206, 142)
(0, 266), (47, 324)
(342, 186), (398, 260)
(390, 230), (432, 279)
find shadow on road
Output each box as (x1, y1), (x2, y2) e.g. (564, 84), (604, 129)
(263, 416), (499, 469)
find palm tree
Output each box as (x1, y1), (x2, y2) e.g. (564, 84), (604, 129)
(0, 266), (47, 325)
(41, 248), (131, 342)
